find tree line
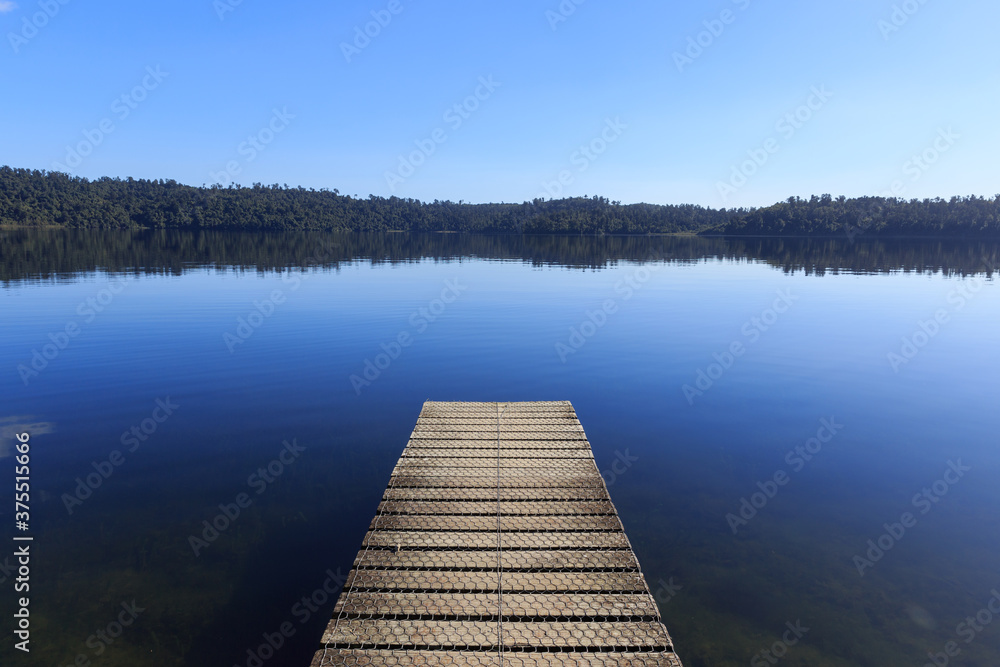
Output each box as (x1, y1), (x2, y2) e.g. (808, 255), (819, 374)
(715, 194), (1000, 238)
(1, 167), (998, 237)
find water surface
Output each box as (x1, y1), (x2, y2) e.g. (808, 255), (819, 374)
(1, 229), (999, 667)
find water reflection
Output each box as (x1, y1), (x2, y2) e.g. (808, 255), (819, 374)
(2, 228), (999, 283)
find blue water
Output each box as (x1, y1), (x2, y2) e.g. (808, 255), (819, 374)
(1, 231), (999, 666)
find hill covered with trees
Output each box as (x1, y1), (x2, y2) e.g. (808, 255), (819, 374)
(1, 167), (997, 237)
(713, 194), (1000, 238)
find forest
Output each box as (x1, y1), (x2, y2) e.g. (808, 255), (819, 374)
(1, 167), (998, 237)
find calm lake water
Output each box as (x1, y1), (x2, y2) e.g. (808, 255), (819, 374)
(1, 229), (999, 667)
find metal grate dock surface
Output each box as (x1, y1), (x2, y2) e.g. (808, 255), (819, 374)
(310, 401), (683, 666)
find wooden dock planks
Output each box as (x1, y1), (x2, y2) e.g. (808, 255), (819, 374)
(310, 401), (683, 666)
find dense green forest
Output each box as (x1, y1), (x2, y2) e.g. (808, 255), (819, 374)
(1, 167), (998, 237)
(715, 194), (1000, 237)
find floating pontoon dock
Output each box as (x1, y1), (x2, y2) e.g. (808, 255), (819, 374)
(310, 401), (683, 666)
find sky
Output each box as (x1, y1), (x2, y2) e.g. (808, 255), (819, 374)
(1, 0), (998, 209)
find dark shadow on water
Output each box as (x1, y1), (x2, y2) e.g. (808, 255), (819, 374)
(2, 228), (998, 284)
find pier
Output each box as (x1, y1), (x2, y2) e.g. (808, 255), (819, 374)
(310, 401), (683, 665)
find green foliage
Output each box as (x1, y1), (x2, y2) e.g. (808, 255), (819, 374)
(1, 168), (998, 236)
(0, 168), (719, 234)
(712, 194), (1000, 237)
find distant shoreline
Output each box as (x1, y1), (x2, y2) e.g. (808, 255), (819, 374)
(5, 224), (999, 241)
(2, 166), (998, 238)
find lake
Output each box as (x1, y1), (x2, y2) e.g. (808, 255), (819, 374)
(1, 228), (999, 667)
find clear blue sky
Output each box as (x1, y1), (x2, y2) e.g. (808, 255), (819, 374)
(2, 0), (997, 208)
